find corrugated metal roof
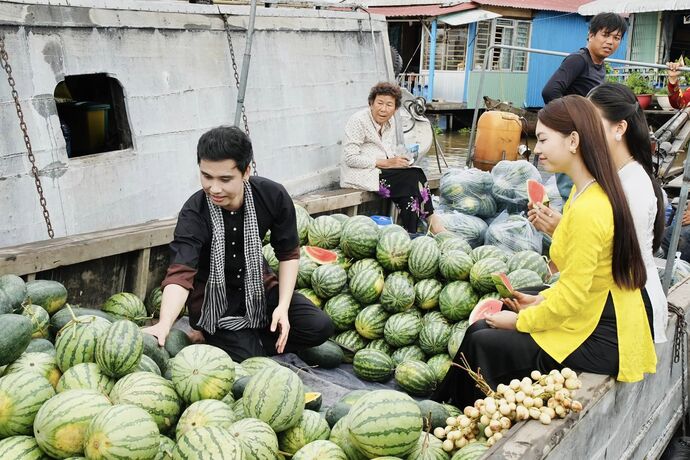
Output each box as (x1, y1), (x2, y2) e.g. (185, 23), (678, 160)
(579, 0), (690, 14)
(472, 0), (594, 13)
(366, 3), (476, 18)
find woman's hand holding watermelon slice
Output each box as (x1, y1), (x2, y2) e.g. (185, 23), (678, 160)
(485, 311), (518, 330)
(527, 202), (562, 236)
(502, 291), (544, 313)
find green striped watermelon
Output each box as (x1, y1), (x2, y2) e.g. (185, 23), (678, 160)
(228, 418), (279, 460)
(436, 233), (472, 255)
(447, 324), (469, 358)
(142, 333), (171, 375)
(427, 354), (453, 383)
(354, 304), (389, 340)
(349, 269), (384, 304)
(450, 442), (488, 459)
(470, 258), (508, 294)
(422, 310), (448, 325)
(439, 281), (478, 322)
(56, 362), (115, 395)
(295, 204), (312, 246)
(0, 372), (55, 437)
(232, 398), (246, 420)
(395, 360), (437, 396)
(418, 322), (452, 356)
(406, 432), (449, 460)
(25, 280), (67, 315)
(297, 258), (319, 289)
(408, 236), (440, 280)
(324, 294), (361, 332)
(353, 349), (394, 382)
(176, 399), (236, 441)
(173, 426), (245, 460)
(439, 250), (474, 281)
(169, 344), (235, 404)
(49, 308), (113, 336)
(332, 248), (353, 271)
(391, 345), (426, 365)
(101, 292), (147, 325)
(240, 356), (280, 375)
(0, 274), (26, 315)
(84, 404), (159, 459)
(243, 365), (304, 432)
(156, 435), (175, 460)
(508, 250), (550, 281)
(330, 213), (349, 224)
(348, 258), (384, 280)
(293, 440), (347, 460)
(145, 287), (163, 318)
(365, 338), (394, 355)
(262, 244), (280, 273)
(21, 304), (50, 339)
(471, 245), (508, 263)
(507, 268), (544, 291)
(347, 389), (422, 458)
(33, 389), (112, 458)
(109, 371), (182, 433)
(0, 436), (47, 460)
(296, 341), (343, 369)
(380, 275), (415, 313)
(278, 410), (330, 454)
(310, 264), (347, 300)
(296, 288), (323, 309)
(95, 319), (143, 378)
(308, 216), (342, 249)
(479, 292), (502, 302)
(329, 417), (367, 460)
(339, 216), (379, 260)
(414, 278), (443, 310)
(333, 330), (368, 363)
(4, 352), (61, 389)
(376, 230), (412, 272)
(384, 312), (422, 347)
(25, 338), (55, 355)
(55, 315), (111, 373)
(417, 399), (451, 432)
(0, 314), (32, 367)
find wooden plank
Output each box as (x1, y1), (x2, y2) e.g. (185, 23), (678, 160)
(131, 248), (151, 301)
(294, 189), (380, 215)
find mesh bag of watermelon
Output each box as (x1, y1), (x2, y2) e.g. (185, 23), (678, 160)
(435, 209), (488, 248)
(485, 210), (542, 254)
(490, 160), (541, 214)
(439, 168), (494, 216)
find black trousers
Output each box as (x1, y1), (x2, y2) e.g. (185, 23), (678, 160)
(378, 168), (434, 233)
(203, 288), (334, 362)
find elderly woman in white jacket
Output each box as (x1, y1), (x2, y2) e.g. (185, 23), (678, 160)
(340, 82), (445, 234)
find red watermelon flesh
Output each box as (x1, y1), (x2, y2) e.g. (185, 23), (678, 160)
(491, 272), (514, 298)
(468, 299), (504, 325)
(304, 246), (338, 264)
(526, 179), (549, 205)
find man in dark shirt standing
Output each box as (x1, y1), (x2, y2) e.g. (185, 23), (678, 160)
(542, 13), (627, 200)
(143, 126), (333, 361)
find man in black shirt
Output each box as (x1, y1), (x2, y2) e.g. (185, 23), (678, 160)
(143, 126), (334, 361)
(541, 13), (627, 201)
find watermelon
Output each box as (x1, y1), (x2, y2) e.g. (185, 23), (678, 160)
(296, 288), (323, 308)
(56, 362), (115, 395)
(176, 399), (236, 440)
(0, 372), (55, 437)
(508, 268), (544, 291)
(395, 360), (437, 396)
(21, 304), (50, 339)
(49, 307), (113, 336)
(297, 258), (319, 289)
(26, 338), (55, 355)
(340, 216), (379, 260)
(0, 436), (47, 460)
(304, 391), (322, 411)
(439, 281), (478, 322)
(95, 319), (143, 378)
(164, 328), (192, 357)
(142, 333), (171, 374)
(308, 216), (342, 249)
(169, 344), (235, 404)
(380, 275), (415, 313)
(33, 389), (112, 458)
(468, 299), (503, 325)
(486, 214), (543, 254)
(436, 233), (472, 255)
(4, 352), (61, 389)
(365, 338), (394, 355)
(347, 389), (422, 457)
(174, 426), (245, 459)
(293, 440), (347, 460)
(548, 272), (561, 285)
(491, 272), (514, 298)
(278, 410), (331, 454)
(333, 330), (369, 363)
(391, 345), (426, 365)
(324, 294), (362, 332)
(329, 417), (368, 460)
(508, 250), (550, 282)
(310, 264), (347, 300)
(296, 340), (343, 369)
(0, 274), (26, 314)
(418, 321), (452, 356)
(295, 204), (312, 246)
(353, 349), (395, 382)
(427, 354), (453, 383)
(422, 310), (448, 325)
(470, 258), (508, 294)
(330, 213), (349, 223)
(263, 244), (280, 273)
(243, 365), (304, 432)
(145, 286), (163, 317)
(332, 248), (353, 271)
(84, 404), (159, 459)
(228, 418), (279, 460)
(348, 258), (384, 279)
(232, 398), (246, 420)
(101, 292), (147, 325)
(471, 245), (508, 263)
(384, 312), (422, 348)
(527, 178), (549, 205)
(349, 269), (384, 304)
(450, 442), (489, 459)
(240, 356), (279, 375)
(406, 432), (449, 459)
(156, 435), (176, 460)
(231, 376), (250, 399)
(439, 250), (474, 281)
(110, 371), (182, 433)
(476, 194), (498, 217)
(408, 236), (440, 280)
(355, 304), (389, 340)
(304, 246), (339, 265)
(55, 315), (111, 372)
(25, 280), (67, 314)
(0, 314), (32, 366)
(447, 325), (468, 359)
(376, 230), (412, 272)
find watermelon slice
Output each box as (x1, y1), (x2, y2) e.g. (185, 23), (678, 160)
(526, 179), (549, 206)
(304, 246), (338, 265)
(468, 299), (504, 325)
(491, 272), (514, 298)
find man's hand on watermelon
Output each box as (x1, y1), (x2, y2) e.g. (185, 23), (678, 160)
(527, 202), (561, 237)
(485, 311), (517, 330)
(502, 291), (544, 313)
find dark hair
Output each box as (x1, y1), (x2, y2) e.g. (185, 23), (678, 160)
(588, 13), (628, 37)
(588, 82), (665, 252)
(368, 82), (402, 108)
(196, 126), (253, 172)
(538, 95), (646, 290)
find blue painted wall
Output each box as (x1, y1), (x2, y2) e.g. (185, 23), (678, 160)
(525, 11), (628, 108)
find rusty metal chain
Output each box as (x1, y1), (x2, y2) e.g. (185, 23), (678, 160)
(222, 15), (257, 175)
(0, 33), (55, 238)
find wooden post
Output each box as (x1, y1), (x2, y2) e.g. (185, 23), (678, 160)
(132, 248), (151, 301)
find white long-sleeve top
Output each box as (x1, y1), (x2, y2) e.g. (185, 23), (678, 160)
(619, 161), (667, 343)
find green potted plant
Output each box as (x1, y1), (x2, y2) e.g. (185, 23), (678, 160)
(624, 72), (654, 109)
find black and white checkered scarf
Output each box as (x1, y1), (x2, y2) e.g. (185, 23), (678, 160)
(198, 180), (267, 334)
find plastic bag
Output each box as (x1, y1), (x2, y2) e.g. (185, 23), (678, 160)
(491, 160), (541, 213)
(439, 168), (495, 217)
(658, 257), (690, 287)
(436, 209), (489, 248)
(485, 210), (543, 254)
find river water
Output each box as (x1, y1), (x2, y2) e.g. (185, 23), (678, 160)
(416, 131), (470, 171)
